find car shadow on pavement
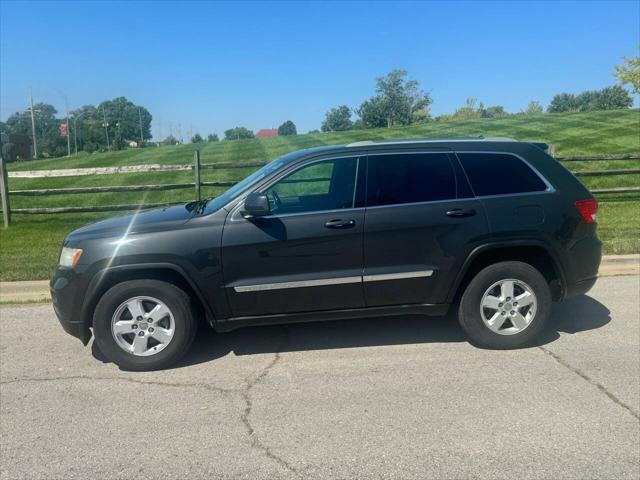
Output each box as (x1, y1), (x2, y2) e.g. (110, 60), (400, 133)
(91, 294), (611, 370)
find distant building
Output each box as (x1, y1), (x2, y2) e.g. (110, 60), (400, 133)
(255, 128), (278, 138)
(0, 132), (34, 161)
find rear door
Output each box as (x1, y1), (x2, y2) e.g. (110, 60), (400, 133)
(362, 150), (489, 306)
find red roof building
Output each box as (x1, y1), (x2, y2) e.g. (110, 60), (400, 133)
(256, 128), (278, 138)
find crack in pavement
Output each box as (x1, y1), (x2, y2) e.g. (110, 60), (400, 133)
(538, 346), (640, 421)
(0, 375), (238, 395)
(240, 328), (301, 478)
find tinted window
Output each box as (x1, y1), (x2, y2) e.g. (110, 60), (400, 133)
(265, 158), (359, 214)
(457, 153), (547, 196)
(367, 153), (456, 206)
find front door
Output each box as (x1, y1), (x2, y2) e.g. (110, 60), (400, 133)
(362, 150), (489, 306)
(221, 155), (366, 317)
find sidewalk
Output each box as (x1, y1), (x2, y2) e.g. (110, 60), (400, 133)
(1, 255), (638, 304)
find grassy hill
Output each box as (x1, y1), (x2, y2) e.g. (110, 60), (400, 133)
(9, 109), (640, 172)
(1, 109), (639, 281)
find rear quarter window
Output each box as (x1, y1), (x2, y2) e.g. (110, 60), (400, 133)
(457, 152), (548, 196)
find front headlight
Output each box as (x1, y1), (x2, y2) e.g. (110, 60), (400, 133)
(59, 247), (83, 268)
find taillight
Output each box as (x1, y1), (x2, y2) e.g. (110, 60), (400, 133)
(575, 199), (598, 223)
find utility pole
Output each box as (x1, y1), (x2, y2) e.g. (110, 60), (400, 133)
(28, 89), (38, 159)
(64, 96), (71, 156)
(138, 107), (144, 145)
(102, 107), (110, 149)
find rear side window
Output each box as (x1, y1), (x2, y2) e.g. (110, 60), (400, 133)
(457, 153), (548, 196)
(367, 153), (456, 206)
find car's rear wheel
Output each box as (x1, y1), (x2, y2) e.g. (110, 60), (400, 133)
(93, 280), (197, 371)
(458, 261), (551, 349)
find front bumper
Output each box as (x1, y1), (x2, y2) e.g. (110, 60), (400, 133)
(50, 269), (92, 345)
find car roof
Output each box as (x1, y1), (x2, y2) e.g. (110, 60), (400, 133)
(279, 137), (548, 164)
(344, 136), (518, 147)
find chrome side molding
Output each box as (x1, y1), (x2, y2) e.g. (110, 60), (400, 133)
(233, 270), (434, 292)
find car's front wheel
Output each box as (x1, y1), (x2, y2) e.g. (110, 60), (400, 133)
(93, 280), (197, 371)
(458, 261), (551, 349)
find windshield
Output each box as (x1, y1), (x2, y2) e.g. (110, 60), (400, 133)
(203, 155), (293, 214)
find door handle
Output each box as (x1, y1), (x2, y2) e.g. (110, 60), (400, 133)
(324, 219), (356, 229)
(446, 208), (476, 218)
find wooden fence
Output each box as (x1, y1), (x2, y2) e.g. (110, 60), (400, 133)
(1, 150), (639, 228)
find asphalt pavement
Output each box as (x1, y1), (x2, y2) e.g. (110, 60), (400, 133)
(1, 275), (639, 479)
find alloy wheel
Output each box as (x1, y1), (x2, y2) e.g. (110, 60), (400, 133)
(479, 279), (537, 335)
(111, 296), (175, 356)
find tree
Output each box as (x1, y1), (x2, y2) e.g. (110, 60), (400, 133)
(277, 120), (297, 136)
(70, 105), (103, 153)
(482, 105), (508, 118)
(357, 69), (432, 128)
(4, 102), (67, 157)
(191, 133), (203, 143)
(321, 105), (353, 132)
(548, 86), (632, 113)
(161, 135), (178, 146)
(522, 101), (544, 115)
(224, 127), (254, 140)
(97, 97), (152, 150)
(357, 97), (387, 128)
(207, 133), (219, 142)
(2, 143), (18, 162)
(581, 85), (632, 110)
(438, 98), (484, 121)
(614, 52), (640, 94)
(547, 93), (578, 113)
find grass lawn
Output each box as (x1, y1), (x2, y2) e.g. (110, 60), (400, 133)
(1, 109), (639, 281)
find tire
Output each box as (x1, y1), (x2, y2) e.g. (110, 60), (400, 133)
(93, 280), (197, 371)
(458, 261), (551, 349)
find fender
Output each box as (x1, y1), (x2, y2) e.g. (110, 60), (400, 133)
(445, 240), (568, 304)
(80, 262), (216, 326)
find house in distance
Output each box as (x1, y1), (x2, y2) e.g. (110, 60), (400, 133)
(255, 128), (278, 138)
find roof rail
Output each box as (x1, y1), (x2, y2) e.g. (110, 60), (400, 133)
(345, 136), (518, 147)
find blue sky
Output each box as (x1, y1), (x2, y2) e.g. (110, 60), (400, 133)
(1, 0), (638, 138)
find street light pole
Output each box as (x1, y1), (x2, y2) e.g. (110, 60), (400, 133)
(28, 89), (38, 159)
(72, 111), (88, 156)
(102, 107), (110, 149)
(64, 96), (71, 157)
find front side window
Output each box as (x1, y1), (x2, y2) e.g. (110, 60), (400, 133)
(367, 153), (456, 206)
(457, 152), (548, 196)
(264, 157), (360, 215)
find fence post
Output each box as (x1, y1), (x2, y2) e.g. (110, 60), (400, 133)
(194, 149), (201, 201)
(0, 153), (10, 228)
(548, 143), (556, 157)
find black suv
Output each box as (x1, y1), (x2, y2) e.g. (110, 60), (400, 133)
(51, 138), (601, 370)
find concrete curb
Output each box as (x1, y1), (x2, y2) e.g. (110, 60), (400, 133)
(1, 255), (638, 304)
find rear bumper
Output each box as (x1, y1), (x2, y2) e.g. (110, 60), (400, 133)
(563, 236), (602, 299)
(50, 270), (92, 345)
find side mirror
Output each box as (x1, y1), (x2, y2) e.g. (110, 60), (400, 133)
(242, 192), (270, 218)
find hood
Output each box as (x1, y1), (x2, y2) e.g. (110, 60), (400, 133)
(68, 203), (202, 241)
